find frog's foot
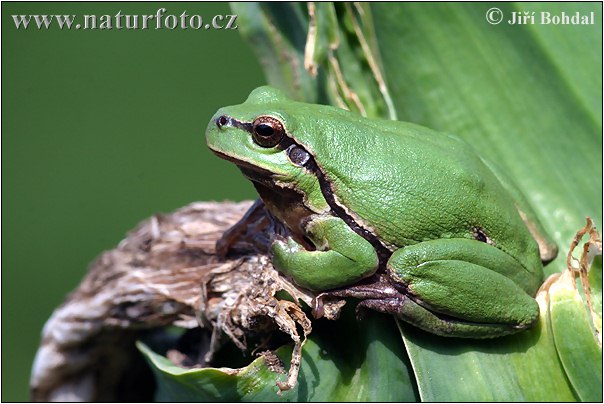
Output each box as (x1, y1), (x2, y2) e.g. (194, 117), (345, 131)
(312, 275), (398, 319)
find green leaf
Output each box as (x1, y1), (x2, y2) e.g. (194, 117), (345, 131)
(399, 291), (578, 401)
(549, 271), (602, 402)
(140, 310), (417, 401)
(230, 2), (316, 103)
(138, 341), (279, 401)
(517, 3), (602, 122)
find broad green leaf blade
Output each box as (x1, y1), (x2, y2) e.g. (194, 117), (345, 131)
(141, 311), (418, 401)
(371, 3), (602, 273)
(399, 291), (577, 401)
(549, 271), (603, 402)
(517, 3), (602, 123)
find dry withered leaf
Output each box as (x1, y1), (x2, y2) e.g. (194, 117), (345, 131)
(30, 201), (315, 401)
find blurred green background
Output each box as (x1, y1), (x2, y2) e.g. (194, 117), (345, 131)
(2, 2), (264, 400)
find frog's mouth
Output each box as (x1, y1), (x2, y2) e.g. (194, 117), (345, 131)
(210, 149), (292, 199)
(210, 149), (275, 179)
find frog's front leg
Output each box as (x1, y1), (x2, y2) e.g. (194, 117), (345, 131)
(384, 238), (540, 337)
(271, 215), (378, 291)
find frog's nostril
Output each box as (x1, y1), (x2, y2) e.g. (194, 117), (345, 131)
(216, 115), (228, 128)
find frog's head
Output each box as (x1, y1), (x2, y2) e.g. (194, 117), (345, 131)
(206, 86), (329, 212)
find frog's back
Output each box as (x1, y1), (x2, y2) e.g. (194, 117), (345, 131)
(291, 109), (541, 272)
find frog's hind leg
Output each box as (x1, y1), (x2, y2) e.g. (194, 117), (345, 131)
(385, 238), (542, 338)
(481, 158), (558, 263)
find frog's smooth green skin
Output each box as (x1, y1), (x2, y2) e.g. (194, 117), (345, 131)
(206, 86), (557, 338)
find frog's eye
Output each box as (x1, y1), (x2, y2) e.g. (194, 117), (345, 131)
(252, 116), (285, 148)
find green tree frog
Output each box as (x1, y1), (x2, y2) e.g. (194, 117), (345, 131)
(206, 86), (557, 338)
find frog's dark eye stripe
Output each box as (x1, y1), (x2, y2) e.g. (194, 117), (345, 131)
(215, 115), (253, 132)
(287, 145), (310, 167)
(252, 116), (285, 148)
